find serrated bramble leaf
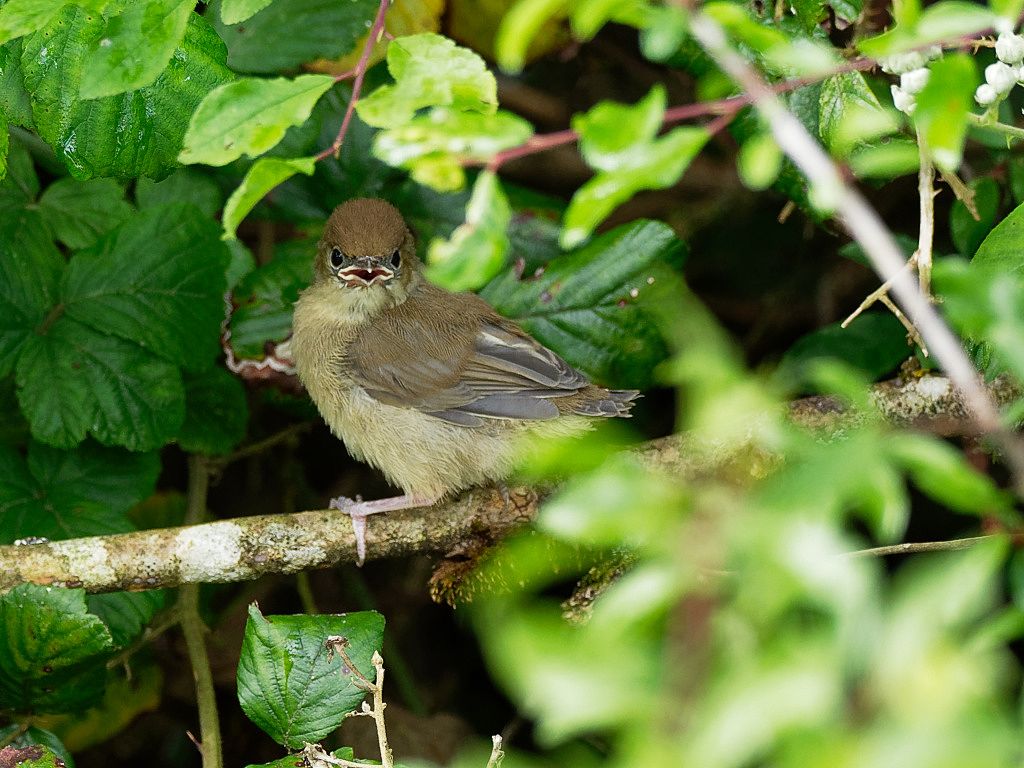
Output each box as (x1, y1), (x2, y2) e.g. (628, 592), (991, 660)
(136, 167), (223, 218)
(373, 107), (533, 191)
(211, 0), (377, 74)
(0, 584), (114, 713)
(237, 604), (385, 749)
(38, 177), (134, 249)
(223, 156), (315, 239)
(480, 220), (685, 388)
(178, 366), (249, 455)
(15, 316), (185, 450)
(87, 590), (166, 649)
(229, 239), (312, 358)
(0, 39), (34, 128)
(818, 71), (895, 155)
(426, 171), (511, 292)
(79, 0), (194, 99)
(563, 86), (708, 247)
(220, 0), (275, 25)
(0, 0), (104, 45)
(22, 9), (234, 179)
(971, 200), (1024, 274)
(179, 75), (334, 166)
(356, 33), (497, 128)
(62, 203), (230, 370)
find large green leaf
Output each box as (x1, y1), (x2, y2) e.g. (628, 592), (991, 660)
(135, 167), (223, 218)
(210, 0), (377, 73)
(914, 53), (977, 171)
(15, 316), (185, 450)
(236, 604), (385, 749)
(22, 9), (234, 179)
(972, 200), (1024, 273)
(220, 0), (275, 25)
(0, 439), (158, 543)
(222, 156), (316, 239)
(0, 584), (114, 713)
(0, 0), (104, 44)
(177, 366), (249, 455)
(356, 33), (497, 128)
(62, 203), (229, 370)
(37, 177), (135, 249)
(0, 38), (34, 128)
(563, 86), (708, 247)
(480, 220), (686, 388)
(79, 0), (194, 99)
(179, 74), (335, 166)
(87, 590), (166, 650)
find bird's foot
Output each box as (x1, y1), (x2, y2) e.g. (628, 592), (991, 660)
(329, 492), (439, 567)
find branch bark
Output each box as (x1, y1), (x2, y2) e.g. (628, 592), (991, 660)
(0, 375), (1018, 595)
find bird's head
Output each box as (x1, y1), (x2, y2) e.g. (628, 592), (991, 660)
(314, 199), (420, 303)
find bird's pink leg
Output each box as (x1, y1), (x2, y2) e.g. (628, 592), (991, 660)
(329, 493), (439, 566)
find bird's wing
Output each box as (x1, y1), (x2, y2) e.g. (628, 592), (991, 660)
(345, 289), (590, 426)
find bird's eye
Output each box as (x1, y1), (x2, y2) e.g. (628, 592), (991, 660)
(390, 249), (401, 269)
(329, 247), (344, 268)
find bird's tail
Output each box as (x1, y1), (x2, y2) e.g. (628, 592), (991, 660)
(573, 389), (641, 418)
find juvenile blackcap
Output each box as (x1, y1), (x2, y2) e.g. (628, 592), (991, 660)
(291, 198), (638, 564)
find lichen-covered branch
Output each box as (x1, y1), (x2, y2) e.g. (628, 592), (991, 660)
(0, 375), (1018, 595)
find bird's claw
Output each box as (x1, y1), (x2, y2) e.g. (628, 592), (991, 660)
(329, 495), (368, 566)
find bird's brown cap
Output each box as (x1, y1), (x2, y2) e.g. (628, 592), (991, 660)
(323, 198), (408, 256)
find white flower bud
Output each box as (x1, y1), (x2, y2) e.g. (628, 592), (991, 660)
(996, 17), (1015, 36)
(881, 52), (923, 74)
(975, 83), (999, 107)
(997, 31), (1024, 63)
(891, 84), (916, 114)
(986, 61), (1018, 95)
(900, 68), (930, 94)
(923, 45), (943, 62)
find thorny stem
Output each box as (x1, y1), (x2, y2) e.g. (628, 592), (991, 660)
(329, 640), (395, 768)
(179, 456), (222, 768)
(314, 0), (391, 162)
(841, 254), (917, 329)
(689, 12), (1024, 493)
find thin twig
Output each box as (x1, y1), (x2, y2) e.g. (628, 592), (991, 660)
(688, 12), (1024, 491)
(214, 422), (310, 468)
(105, 605), (182, 670)
(879, 294), (928, 354)
(179, 456), (222, 768)
(968, 112), (1024, 141)
(486, 735), (505, 768)
(328, 641), (394, 768)
(848, 535), (998, 557)
(916, 129), (936, 299)
(841, 254), (917, 328)
(314, 0), (391, 162)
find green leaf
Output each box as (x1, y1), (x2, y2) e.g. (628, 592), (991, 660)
(356, 33), (497, 128)
(0, 439), (159, 543)
(914, 53), (977, 171)
(246, 748), (353, 768)
(0, 0), (103, 45)
(15, 317), (185, 450)
(179, 74), (334, 166)
(737, 132), (782, 191)
(951, 177), (999, 258)
(87, 591), (166, 650)
(776, 312), (911, 385)
(563, 86), (708, 247)
(22, 9), (234, 179)
(236, 604), (385, 749)
(135, 168), (223, 218)
(0, 584), (114, 713)
(0, 39), (34, 128)
(79, 0), (194, 99)
(220, 0), (275, 25)
(226, 238), (257, 289)
(495, 0), (568, 72)
(426, 171), (511, 292)
(38, 177), (134, 249)
(210, 0), (377, 74)
(229, 239), (312, 358)
(178, 366), (248, 455)
(973, 200), (1024, 274)
(372, 107), (533, 191)
(818, 71), (895, 155)
(223, 156), (316, 239)
(480, 220), (685, 388)
(62, 203), (230, 370)
(888, 432), (1012, 515)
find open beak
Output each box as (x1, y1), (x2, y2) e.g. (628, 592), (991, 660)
(338, 260), (395, 287)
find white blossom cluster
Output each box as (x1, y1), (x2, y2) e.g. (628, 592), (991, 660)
(882, 46), (942, 115)
(975, 31), (1024, 107)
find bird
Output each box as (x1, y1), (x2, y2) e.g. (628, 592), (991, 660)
(290, 198), (639, 564)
